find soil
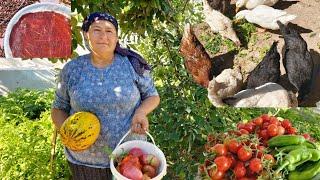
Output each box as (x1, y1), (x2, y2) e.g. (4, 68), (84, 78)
(197, 0), (320, 107)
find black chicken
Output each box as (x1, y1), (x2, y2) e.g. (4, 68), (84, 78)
(246, 41), (281, 89)
(277, 21), (314, 102)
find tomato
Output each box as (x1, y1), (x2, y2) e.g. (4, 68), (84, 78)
(249, 158), (262, 173)
(253, 117), (263, 126)
(243, 123), (255, 133)
(269, 116), (279, 125)
(267, 124), (278, 137)
(277, 126), (285, 135)
(259, 129), (269, 140)
(214, 156), (232, 172)
(237, 123), (246, 130)
(288, 127), (297, 134)
(257, 145), (265, 158)
(211, 144), (228, 156)
(209, 168), (225, 180)
(237, 147), (253, 161)
(263, 154), (275, 165)
(261, 122), (270, 130)
(260, 114), (270, 122)
(240, 129), (250, 135)
(281, 119), (292, 129)
(246, 166), (256, 177)
(234, 161), (246, 178)
(303, 133), (311, 140)
(226, 139), (242, 154)
(226, 153), (237, 168)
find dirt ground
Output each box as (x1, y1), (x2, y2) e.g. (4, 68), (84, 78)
(198, 0), (320, 107)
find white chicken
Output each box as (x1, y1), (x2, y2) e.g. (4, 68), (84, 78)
(223, 82), (298, 107)
(207, 68), (243, 107)
(235, 5), (296, 30)
(235, 0), (279, 11)
(202, 0), (241, 46)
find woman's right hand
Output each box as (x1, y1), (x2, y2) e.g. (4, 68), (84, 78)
(131, 111), (149, 134)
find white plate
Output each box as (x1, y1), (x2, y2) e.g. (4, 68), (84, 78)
(3, 2), (70, 58)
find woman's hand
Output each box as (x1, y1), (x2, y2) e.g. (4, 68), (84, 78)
(131, 111), (149, 134)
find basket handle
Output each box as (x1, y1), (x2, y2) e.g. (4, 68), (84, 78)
(115, 129), (156, 149)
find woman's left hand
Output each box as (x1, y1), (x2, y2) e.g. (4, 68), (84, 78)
(131, 111), (149, 134)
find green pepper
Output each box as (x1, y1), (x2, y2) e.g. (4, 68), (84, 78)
(268, 135), (306, 147)
(276, 147), (311, 173)
(289, 160), (320, 180)
(288, 154), (312, 171)
(311, 172), (320, 180)
(280, 148), (320, 171)
(304, 141), (318, 149)
(310, 149), (320, 161)
(277, 145), (308, 153)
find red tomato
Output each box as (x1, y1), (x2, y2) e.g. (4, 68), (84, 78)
(263, 154), (275, 165)
(260, 114), (270, 122)
(257, 145), (265, 158)
(214, 156), (232, 172)
(253, 117), (263, 126)
(234, 161), (246, 178)
(237, 147), (253, 161)
(259, 129), (269, 140)
(237, 123), (246, 130)
(288, 127), (297, 134)
(269, 116), (279, 125)
(277, 126), (285, 135)
(262, 122), (270, 130)
(240, 129), (250, 135)
(249, 158), (262, 173)
(246, 165), (257, 177)
(226, 153), (237, 168)
(211, 144), (228, 156)
(267, 124), (278, 137)
(243, 123), (255, 133)
(281, 119), (292, 129)
(245, 177), (257, 180)
(303, 133), (311, 140)
(209, 168), (225, 180)
(226, 139), (242, 154)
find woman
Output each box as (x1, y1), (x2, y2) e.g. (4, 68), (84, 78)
(51, 12), (160, 179)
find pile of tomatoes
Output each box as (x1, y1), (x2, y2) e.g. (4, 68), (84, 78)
(116, 147), (160, 180)
(199, 114), (311, 179)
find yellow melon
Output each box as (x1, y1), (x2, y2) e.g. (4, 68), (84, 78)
(59, 112), (100, 151)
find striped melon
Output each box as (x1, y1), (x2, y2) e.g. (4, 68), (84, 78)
(59, 112), (100, 151)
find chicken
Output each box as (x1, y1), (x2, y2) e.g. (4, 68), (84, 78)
(202, 0), (241, 46)
(223, 83), (298, 107)
(206, 0), (231, 14)
(179, 23), (212, 88)
(236, 0), (279, 11)
(277, 21), (314, 102)
(208, 68), (243, 107)
(235, 5), (296, 30)
(246, 41), (280, 88)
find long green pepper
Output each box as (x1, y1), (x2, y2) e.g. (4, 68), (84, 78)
(268, 135), (306, 147)
(289, 160), (320, 180)
(276, 148), (311, 173)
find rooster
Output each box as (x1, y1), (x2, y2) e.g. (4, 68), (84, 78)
(179, 23), (212, 88)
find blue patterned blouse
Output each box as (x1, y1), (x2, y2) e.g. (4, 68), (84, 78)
(52, 53), (158, 168)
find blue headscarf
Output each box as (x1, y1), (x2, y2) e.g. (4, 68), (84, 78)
(82, 12), (151, 76)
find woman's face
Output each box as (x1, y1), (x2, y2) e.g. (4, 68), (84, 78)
(85, 20), (118, 56)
